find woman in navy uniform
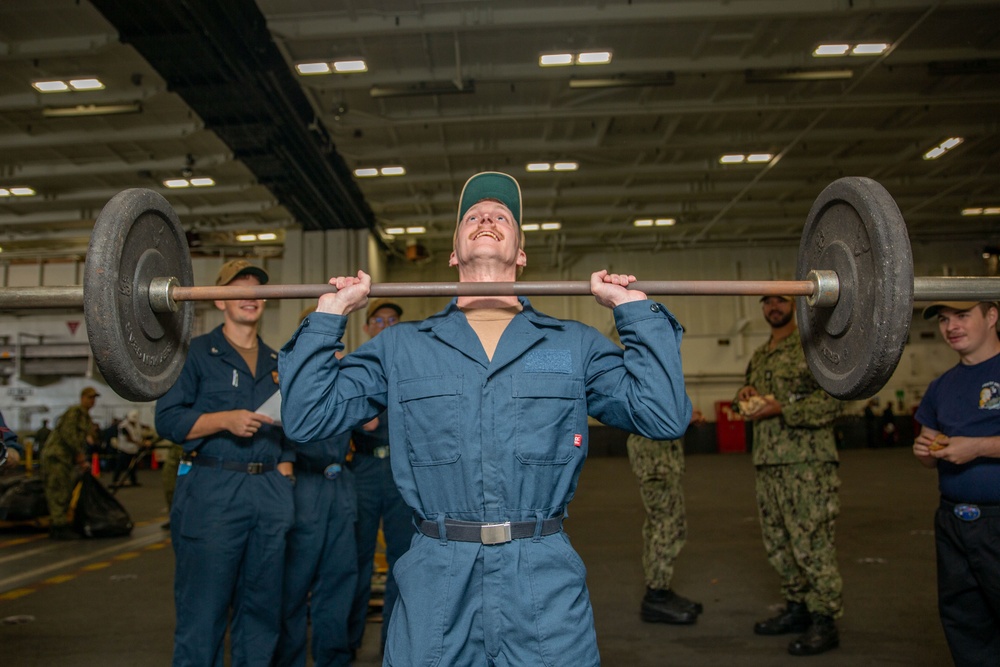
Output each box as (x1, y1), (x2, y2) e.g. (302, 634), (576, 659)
(279, 172), (691, 666)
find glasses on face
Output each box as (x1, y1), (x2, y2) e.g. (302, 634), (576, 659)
(369, 316), (399, 327)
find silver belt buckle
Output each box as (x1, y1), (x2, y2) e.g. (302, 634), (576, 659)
(246, 462), (264, 474)
(480, 521), (512, 545)
(374, 446), (390, 459)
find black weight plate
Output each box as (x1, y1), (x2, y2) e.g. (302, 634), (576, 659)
(796, 177), (913, 400)
(84, 189), (193, 401)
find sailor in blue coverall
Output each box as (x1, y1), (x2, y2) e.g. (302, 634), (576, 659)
(155, 259), (295, 667)
(279, 172), (691, 666)
(274, 311), (359, 667)
(348, 298), (415, 654)
(274, 429), (357, 667)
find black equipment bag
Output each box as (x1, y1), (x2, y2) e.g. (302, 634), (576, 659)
(0, 477), (49, 526)
(71, 472), (134, 537)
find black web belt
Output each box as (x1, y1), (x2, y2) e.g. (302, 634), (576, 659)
(189, 455), (276, 475)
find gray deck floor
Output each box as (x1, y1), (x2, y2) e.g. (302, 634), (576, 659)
(1, 447), (951, 666)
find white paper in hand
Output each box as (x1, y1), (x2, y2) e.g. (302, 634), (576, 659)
(256, 390), (282, 426)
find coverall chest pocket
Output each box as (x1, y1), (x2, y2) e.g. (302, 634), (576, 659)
(199, 377), (237, 413)
(512, 375), (582, 465)
(398, 375), (463, 466)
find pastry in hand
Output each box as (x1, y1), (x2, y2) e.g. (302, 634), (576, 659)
(928, 433), (949, 452)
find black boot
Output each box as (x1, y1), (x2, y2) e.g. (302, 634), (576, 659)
(788, 614), (839, 656)
(753, 601), (810, 635)
(641, 588), (698, 625)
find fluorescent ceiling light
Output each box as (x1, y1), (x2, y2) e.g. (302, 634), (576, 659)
(42, 102), (141, 117)
(719, 154), (746, 164)
(923, 137), (963, 160)
(258, 233), (278, 241)
(541, 222), (562, 230)
(540, 53), (574, 67)
(1, 187), (37, 197)
(69, 78), (104, 91)
(852, 43), (889, 55)
(746, 153), (773, 163)
(654, 218), (676, 226)
(355, 166), (406, 177)
(236, 234), (257, 242)
(813, 44), (850, 57)
(33, 78), (105, 92)
(405, 226), (426, 234)
(385, 227), (405, 235)
(333, 59), (367, 73)
(965, 207), (1000, 216)
(576, 51), (612, 65)
(163, 177), (215, 188)
(296, 62), (332, 75)
(521, 223), (540, 231)
(32, 80), (70, 92)
(633, 219), (653, 227)
(527, 162), (578, 172)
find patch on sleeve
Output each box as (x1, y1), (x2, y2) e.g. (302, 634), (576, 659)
(524, 349), (572, 373)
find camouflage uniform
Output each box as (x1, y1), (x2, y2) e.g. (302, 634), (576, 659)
(743, 333), (843, 618)
(41, 405), (94, 528)
(626, 434), (686, 590)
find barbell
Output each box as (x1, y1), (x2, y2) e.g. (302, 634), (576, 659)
(0, 177), (996, 403)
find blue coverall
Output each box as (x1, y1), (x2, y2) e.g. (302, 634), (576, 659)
(155, 325), (295, 667)
(279, 297), (691, 667)
(274, 431), (357, 667)
(349, 411), (415, 651)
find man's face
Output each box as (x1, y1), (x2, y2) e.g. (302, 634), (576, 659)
(364, 306), (400, 338)
(214, 274), (265, 325)
(449, 199), (526, 271)
(761, 296), (795, 329)
(81, 394), (96, 411)
(937, 305), (998, 356)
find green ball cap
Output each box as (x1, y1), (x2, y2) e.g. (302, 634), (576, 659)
(457, 171), (522, 227)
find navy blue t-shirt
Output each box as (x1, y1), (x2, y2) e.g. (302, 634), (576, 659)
(915, 352), (1000, 503)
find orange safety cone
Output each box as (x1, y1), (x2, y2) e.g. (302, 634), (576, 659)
(91, 452), (101, 477)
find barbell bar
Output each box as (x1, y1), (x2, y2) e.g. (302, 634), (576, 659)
(4, 274), (994, 312)
(1, 177), (994, 403)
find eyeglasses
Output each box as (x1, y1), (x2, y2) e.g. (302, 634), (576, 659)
(369, 316), (399, 327)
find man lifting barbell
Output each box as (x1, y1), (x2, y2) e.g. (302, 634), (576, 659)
(278, 171), (693, 665)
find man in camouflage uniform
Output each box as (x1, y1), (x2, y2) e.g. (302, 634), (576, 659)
(736, 296), (842, 656)
(41, 386), (100, 540)
(627, 409), (706, 624)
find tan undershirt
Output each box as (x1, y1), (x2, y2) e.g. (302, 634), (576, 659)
(462, 305), (522, 361)
(224, 333), (259, 377)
